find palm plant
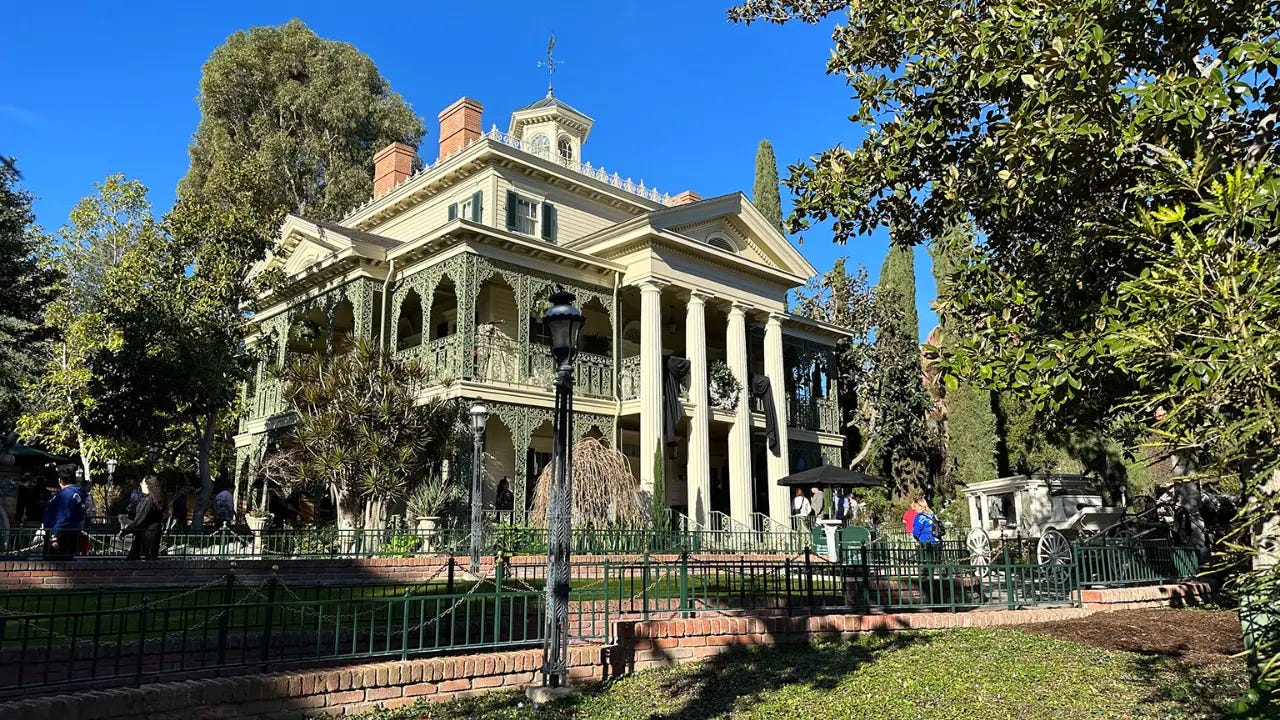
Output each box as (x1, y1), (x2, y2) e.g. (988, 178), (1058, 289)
(268, 338), (463, 530)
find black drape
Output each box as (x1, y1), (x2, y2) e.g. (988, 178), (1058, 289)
(662, 356), (692, 447)
(750, 375), (781, 456)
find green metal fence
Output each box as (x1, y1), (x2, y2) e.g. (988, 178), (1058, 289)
(1072, 543), (1199, 587)
(0, 562), (542, 699)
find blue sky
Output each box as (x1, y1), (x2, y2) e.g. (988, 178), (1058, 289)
(1, 0), (937, 335)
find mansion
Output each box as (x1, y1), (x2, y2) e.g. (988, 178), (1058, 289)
(235, 92), (847, 531)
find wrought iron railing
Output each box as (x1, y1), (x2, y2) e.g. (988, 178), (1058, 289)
(619, 356), (641, 400)
(1073, 543), (1199, 587)
(786, 396), (839, 432)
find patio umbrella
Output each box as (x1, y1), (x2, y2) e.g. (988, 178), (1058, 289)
(775, 465), (884, 489)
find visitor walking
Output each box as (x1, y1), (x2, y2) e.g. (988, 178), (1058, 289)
(792, 488), (813, 528)
(119, 476), (164, 561)
(169, 488), (188, 532)
(41, 464), (86, 560)
(213, 487), (234, 528)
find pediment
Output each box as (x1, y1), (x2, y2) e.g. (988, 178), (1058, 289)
(650, 193), (816, 279)
(248, 215), (394, 282)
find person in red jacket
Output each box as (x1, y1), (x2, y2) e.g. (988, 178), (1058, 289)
(903, 500), (920, 537)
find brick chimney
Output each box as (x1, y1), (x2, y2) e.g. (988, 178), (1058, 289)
(669, 190), (701, 206)
(373, 142), (416, 199)
(438, 97), (484, 159)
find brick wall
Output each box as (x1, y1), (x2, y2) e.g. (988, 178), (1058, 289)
(0, 586), (1207, 720)
(0, 553), (798, 591)
(1078, 580), (1212, 611)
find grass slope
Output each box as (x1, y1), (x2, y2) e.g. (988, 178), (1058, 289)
(353, 629), (1245, 720)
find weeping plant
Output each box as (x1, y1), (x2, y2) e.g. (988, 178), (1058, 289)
(529, 437), (645, 528)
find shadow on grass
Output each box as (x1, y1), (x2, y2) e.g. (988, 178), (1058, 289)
(1132, 654), (1247, 720)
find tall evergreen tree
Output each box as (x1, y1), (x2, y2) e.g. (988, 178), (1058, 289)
(0, 158), (58, 432)
(872, 245), (934, 500)
(930, 230), (999, 490)
(168, 19), (427, 525)
(178, 19), (426, 230)
(752, 139), (783, 230)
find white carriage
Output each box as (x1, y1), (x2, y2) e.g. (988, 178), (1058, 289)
(961, 474), (1126, 566)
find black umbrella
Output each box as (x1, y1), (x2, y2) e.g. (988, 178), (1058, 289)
(776, 465), (884, 488)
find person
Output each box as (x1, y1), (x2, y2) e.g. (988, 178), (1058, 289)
(912, 500), (943, 546)
(127, 486), (141, 517)
(810, 487), (826, 519)
(903, 500), (920, 537)
(213, 487), (234, 528)
(119, 476), (164, 560)
(792, 488), (813, 526)
(42, 464), (87, 560)
(169, 488), (188, 532)
(495, 477), (514, 513)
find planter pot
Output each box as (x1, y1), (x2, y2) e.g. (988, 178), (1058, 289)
(247, 514), (271, 533)
(415, 516), (441, 532)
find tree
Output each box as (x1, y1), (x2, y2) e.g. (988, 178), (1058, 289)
(0, 158), (58, 431)
(19, 175), (163, 477)
(171, 19), (427, 525)
(177, 18), (425, 229)
(871, 246), (934, 500)
(729, 0), (1279, 703)
(753, 139), (783, 230)
(272, 338), (461, 531)
(792, 257), (875, 467)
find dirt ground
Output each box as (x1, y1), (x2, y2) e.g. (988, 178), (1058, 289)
(1020, 608), (1244, 666)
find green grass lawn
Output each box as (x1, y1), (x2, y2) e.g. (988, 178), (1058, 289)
(352, 629), (1246, 720)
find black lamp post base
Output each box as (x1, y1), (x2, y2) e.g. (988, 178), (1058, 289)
(526, 684), (580, 704)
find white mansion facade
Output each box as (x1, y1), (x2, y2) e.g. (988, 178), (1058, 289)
(235, 92), (846, 531)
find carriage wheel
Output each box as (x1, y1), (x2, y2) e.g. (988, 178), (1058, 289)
(1037, 529), (1073, 566)
(970, 554), (992, 581)
(966, 528), (992, 561)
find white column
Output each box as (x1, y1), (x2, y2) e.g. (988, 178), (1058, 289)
(639, 280), (666, 497)
(764, 313), (792, 527)
(726, 302), (753, 524)
(685, 291), (712, 527)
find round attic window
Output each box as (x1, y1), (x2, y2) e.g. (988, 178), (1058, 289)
(529, 134), (550, 157)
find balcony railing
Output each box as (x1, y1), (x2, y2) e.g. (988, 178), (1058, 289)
(787, 396), (839, 433)
(620, 356), (641, 400)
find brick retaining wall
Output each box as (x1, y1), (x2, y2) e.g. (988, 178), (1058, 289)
(1078, 580), (1213, 610)
(0, 583), (1206, 720)
(0, 553), (800, 591)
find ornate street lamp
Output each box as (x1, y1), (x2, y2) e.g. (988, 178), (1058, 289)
(537, 287), (584, 694)
(468, 402), (489, 574)
(145, 445), (159, 472)
(106, 458), (117, 484)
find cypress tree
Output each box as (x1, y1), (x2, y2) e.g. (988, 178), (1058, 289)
(753, 139), (783, 230)
(872, 245), (933, 501)
(930, 233), (1000, 490)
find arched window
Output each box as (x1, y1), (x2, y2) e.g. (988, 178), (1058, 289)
(706, 234), (736, 252)
(557, 136), (574, 163)
(529, 134), (550, 157)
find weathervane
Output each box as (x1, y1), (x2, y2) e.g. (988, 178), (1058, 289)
(537, 33), (561, 96)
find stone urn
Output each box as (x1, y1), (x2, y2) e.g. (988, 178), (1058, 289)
(247, 513), (271, 556)
(416, 516), (440, 551)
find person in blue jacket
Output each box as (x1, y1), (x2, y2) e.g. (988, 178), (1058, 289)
(42, 464), (87, 560)
(912, 501), (944, 546)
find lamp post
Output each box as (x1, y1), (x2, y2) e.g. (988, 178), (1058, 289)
(106, 458), (117, 484)
(145, 445), (158, 473)
(537, 287), (584, 693)
(468, 402), (489, 574)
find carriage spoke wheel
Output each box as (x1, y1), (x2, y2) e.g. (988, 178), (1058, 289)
(966, 528), (991, 561)
(1036, 529), (1073, 566)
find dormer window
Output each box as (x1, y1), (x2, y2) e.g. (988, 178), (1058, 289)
(558, 136), (574, 163)
(530, 134), (550, 158)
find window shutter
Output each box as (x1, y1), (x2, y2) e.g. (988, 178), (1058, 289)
(447, 203), (458, 221)
(505, 191), (519, 230)
(470, 191), (483, 223)
(541, 202), (557, 242)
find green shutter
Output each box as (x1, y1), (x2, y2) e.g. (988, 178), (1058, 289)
(505, 191), (519, 231)
(541, 202), (557, 242)
(471, 191), (483, 223)
(447, 203), (458, 221)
